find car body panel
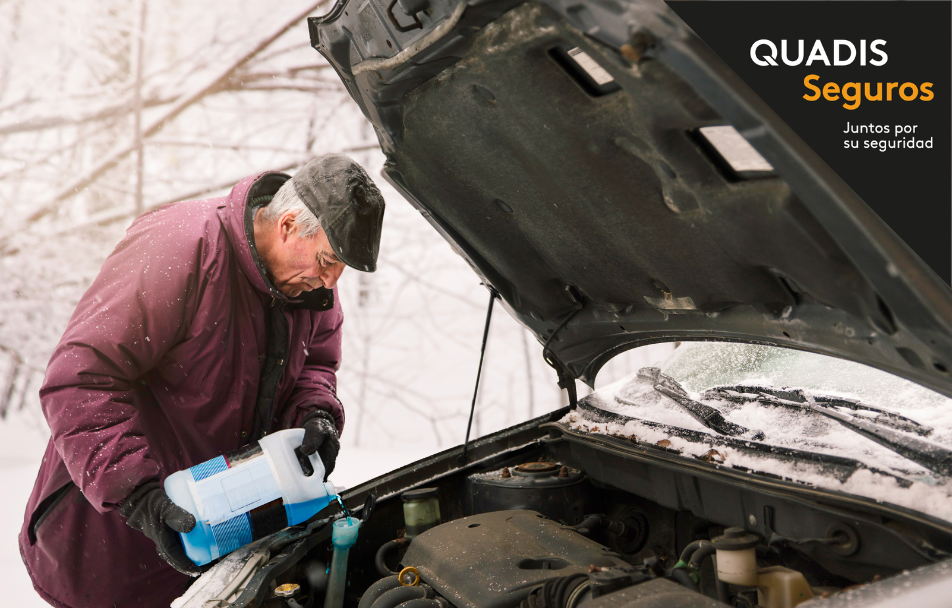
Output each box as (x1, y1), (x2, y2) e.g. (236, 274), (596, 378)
(308, 0), (952, 398)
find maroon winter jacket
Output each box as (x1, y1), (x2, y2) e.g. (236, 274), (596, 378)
(19, 172), (345, 608)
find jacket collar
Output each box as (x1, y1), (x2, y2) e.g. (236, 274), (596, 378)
(220, 172), (291, 303)
(219, 171), (336, 312)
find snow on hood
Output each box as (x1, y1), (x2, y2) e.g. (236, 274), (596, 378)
(172, 541), (268, 608)
(568, 370), (952, 523)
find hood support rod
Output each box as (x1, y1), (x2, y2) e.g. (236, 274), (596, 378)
(459, 286), (497, 466)
(543, 307), (583, 409)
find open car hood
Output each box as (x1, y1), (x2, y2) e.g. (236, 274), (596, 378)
(309, 0), (952, 397)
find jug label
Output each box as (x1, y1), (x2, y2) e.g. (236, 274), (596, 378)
(191, 457), (282, 525)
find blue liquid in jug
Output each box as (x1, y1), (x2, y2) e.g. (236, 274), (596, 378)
(285, 495), (335, 526)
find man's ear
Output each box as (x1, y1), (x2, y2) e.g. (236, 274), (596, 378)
(278, 211), (298, 242)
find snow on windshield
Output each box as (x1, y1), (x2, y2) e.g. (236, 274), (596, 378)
(661, 342), (952, 448)
(664, 342), (952, 419)
(565, 342), (952, 522)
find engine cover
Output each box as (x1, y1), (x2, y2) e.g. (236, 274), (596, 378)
(580, 578), (726, 608)
(400, 510), (630, 608)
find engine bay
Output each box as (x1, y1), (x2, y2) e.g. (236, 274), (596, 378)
(183, 414), (952, 608)
(365, 508), (719, 608)
(343, 458), (845, 608)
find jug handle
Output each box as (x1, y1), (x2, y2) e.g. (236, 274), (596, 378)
(294, 446), (315, 477)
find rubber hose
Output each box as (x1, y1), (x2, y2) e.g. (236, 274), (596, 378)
(358, 576), (402, 608)
(395, 599), (443, 608)
(679, 540), (706, 564)
(553, 575), (587, 607)
(375, 540), (404, 577)
(671, 568), (699, 592)
(370, 584), (432, 608)
(688, 541), (716, 569)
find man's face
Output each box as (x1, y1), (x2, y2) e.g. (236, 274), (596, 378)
(262, 213), (346, 297)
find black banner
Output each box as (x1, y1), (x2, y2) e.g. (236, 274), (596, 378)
(667, 1), (951, 283)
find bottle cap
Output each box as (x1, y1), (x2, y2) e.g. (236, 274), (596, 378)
(275, 583), (300, 597)
(712, 527), (760, 551)
(402, 488), (438, 502)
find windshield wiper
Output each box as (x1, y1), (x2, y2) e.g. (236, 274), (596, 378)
(635, 368), (765, 440)
(705, 385), (934, 436)
(706, 385), (952, 477)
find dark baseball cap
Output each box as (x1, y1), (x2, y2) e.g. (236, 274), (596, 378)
(291, 154), (385, 272)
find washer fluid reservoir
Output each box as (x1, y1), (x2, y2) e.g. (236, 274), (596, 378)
(713, 528), (814, 608)
(164, 428), (337, 566)
(402, 488), (441, 537)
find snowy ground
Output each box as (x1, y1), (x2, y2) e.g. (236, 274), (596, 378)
(0, 414), (54, 608)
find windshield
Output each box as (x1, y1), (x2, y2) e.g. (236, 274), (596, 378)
(662, 342), (952, 415)
(567, 342), (952, 522)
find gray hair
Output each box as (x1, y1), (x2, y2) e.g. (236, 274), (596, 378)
(258, 178), (322, 239)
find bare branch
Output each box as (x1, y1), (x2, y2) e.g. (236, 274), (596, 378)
(251, 41), (314, 64)
(229, 83), (343, 93)
(235, 63), (336, 78)
(0, 344), (23, 365)
(0, 114), (126, 181)
(21, 0), (332, 226)
(0, 94), (176, 136)
(44, 143), (380, 239)
(0, 94), (34, 116)
(146, 139), (325, 154)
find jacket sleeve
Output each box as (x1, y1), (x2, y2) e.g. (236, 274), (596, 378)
(39, 208), (212, 513)
(280, 292), (345, 435)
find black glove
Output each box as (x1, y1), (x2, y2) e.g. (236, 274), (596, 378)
(300, 410), (340, 480)
(119, 481), (202, 576)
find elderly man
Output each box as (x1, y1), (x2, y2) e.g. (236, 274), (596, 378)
(19, 154), (385, 608)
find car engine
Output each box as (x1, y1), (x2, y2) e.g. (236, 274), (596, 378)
(366, 508), (722, 608)
(353, 461), (823, 608)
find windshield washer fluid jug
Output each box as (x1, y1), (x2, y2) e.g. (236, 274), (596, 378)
(164, 428), (337, 566)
